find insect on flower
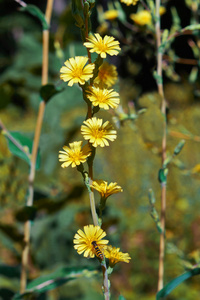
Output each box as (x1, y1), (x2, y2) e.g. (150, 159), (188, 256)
(92, 241), (104, 260)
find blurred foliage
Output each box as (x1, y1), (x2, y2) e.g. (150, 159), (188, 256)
(1, 0), (200, 299)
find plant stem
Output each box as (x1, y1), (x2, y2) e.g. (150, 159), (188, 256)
(101, 260), (110, 300)
(155, 0), (167, 292)
(20, 0), (54, 293)
(83, 8), (110, 300)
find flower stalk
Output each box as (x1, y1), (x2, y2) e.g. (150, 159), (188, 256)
(59, 3), (129, 300)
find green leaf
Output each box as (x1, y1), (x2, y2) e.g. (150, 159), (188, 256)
(156, 267), (200, 300)
(13, 266), (97, 299)
(189, 67), (199, 83)
(40, 84), (63, 103)
(173, 140), (185, 155)
(182, 24), (200, 31)
(20, 5), (48, 30)
(4, 131), (40, 170)
(158, 168), (168, 184)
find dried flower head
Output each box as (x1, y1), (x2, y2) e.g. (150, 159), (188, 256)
(73, 225), (109, 258)
(60, 56), (95, 86)
(59, 141), (91, 168)
(84, 33), (121, 58)
(81, 117), (117, 147)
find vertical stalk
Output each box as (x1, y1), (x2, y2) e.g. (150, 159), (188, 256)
(155, 0), (167, 292)
(83, 5), (110, 300)
(20, 0), (54, 293)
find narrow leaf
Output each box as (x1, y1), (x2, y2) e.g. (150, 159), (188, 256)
(13, 266), (97, 299)
(173, 140), (185, 155)
(156, 267), (200, 300)
(4, 131), (40, 170)
(182, 24), (200, 31)
(20, 5), (48, 30)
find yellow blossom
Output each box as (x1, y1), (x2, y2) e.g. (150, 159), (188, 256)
(130, 10), (152, 26)
(58, 141), (91, 168)
(103, 10), (119, 21)
(86, 86), (120, 110)
(191, 164), (200, 174)
(84, 33), (121, 58)
(60, 56), (95, 86)
(94, 61), (118, 88)
(120, 0), (139, 6)
(104, 245), (131, 266)
(159, 6), (166, 16)
(73, 225), (109, 258)
(91, 180), (123, 199)
(81, 117), (117, 147)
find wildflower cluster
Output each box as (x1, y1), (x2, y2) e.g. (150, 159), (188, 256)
(58, 33), (121, 164)
(73, 225), (131, 266)
(58, 3), (131, 294)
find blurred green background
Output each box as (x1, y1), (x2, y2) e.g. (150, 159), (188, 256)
(0, 0), (200, 299)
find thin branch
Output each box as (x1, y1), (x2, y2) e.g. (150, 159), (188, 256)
(83, 6), (110, 300)
(20, 0), (54, 293)
(155, 0), (167, 292)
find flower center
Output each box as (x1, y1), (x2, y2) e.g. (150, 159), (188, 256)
(99, 43), (107, 52)
(71, 150), (81, 161)
(72, 67), (83, 78)
(93, 128), (105, 139)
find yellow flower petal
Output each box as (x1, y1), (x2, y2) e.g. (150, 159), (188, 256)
(73, 225), (109, 259)
(81, 117), (117, 147)
(86, 86), (120, 110)
(84, 33), (120, 58)
(58, 141), (91, 168)
(60, 56), (95, 86)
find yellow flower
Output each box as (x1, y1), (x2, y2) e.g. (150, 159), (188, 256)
(103, 9), (119, 21)
(94, 61), (118, 88)
(159, 6), (166, 16)
(104, 245), (131, 267)
(58, 141), (91, 168)
(91, 180), (123, 199)
(120, 0), (139, 6)
(87, 86), (120, 110)
(81, 117), (117, 147)
(130, 10), (152, 26)
(84, 33), (121, 58)
(60, 56), (95, 86)
(73, 225), (109, 258)
(191, 164), (200, 174)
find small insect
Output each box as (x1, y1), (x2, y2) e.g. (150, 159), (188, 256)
(92, 241), (104, 260)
